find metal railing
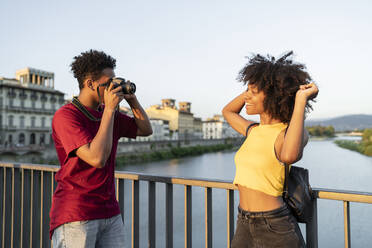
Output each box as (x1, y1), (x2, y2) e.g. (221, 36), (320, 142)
(0, 162), (372, 248)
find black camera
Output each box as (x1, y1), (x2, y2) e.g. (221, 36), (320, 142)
(111, 77), (136, 94)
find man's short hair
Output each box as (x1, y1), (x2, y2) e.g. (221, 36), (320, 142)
(71, 49), (116, 89)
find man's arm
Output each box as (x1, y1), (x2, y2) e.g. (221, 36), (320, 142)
(75, 84), (123, 168)
(125, 95), (153, 136)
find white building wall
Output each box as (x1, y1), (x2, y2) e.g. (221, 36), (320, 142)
(0, 74), (64, 146)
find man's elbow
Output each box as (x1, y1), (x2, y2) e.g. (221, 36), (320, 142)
(138, 128), (153, 136)
(145, 129), (153, 136)
(90, 157), (107, 169)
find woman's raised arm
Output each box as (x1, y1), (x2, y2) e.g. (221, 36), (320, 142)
(279, 83), (318, 164)
(222, 92), (254, 136)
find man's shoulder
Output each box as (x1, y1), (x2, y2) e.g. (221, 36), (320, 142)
(53, 103), (83, 122)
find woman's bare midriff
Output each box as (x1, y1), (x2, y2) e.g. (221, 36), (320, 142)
(238, 185), (284, 212)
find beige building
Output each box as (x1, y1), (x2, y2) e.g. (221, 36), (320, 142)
(146, 99), (200, 140)
(0, 68), (64, 147)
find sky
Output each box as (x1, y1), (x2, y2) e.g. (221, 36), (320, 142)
(1, 0), (371, 121)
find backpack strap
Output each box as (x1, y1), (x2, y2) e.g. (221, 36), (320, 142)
(283, 163), (289, 199)
(245, 122), (259, 137)
(283, 124), (289, 199)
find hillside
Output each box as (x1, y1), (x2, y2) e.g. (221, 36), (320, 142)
(305, 114), (372, 132)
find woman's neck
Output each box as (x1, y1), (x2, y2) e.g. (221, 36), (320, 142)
(259, 112), (282, 125)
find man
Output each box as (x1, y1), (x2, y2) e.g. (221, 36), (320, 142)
(50, 49), (152, 247)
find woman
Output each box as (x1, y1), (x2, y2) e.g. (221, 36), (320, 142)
(222, 51), (318, 247)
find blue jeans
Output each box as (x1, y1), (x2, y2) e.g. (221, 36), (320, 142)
(231, 205), (305, 248)
(52, 214), (125, 248)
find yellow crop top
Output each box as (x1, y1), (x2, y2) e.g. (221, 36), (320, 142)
(233, 122), (289, 197)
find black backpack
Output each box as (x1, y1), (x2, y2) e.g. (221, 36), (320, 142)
(283, 164), (315, 223)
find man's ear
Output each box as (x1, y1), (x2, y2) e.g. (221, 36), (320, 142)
(85, 79), (95, 91)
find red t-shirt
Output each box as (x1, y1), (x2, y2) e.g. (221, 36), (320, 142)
(49, 103), (137, 238)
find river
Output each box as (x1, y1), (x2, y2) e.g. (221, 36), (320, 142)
(118, 137), (372, 248)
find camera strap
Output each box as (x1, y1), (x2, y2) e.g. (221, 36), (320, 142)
(71, 96), (101, 122)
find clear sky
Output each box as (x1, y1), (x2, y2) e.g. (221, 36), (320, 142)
(1, 0), (371, 120)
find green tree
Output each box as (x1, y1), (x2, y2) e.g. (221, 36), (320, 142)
(362, 128), (372, 142)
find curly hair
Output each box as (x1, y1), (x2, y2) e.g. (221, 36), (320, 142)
(237, 51), (316, 123)
(70, 49), (116, 89)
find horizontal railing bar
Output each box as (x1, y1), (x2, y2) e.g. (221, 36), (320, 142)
(2, 163), (372, 204)
(115, 172), (237, 190)
(0, 163), (59, 172)
(314, 188), (372, 204)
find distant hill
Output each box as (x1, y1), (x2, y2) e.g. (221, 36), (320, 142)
(305, 114), (372, 132)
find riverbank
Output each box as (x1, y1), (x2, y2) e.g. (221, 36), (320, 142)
(116, 143), (235, 166)
(334, 140), (372, 156)
(0, 137), (244, 165)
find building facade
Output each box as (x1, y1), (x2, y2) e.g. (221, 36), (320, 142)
(146, 99), (202, 140)
(203, 114), (240, 139)
(0, 68), (65, 147)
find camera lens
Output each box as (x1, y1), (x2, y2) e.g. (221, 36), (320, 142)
(111, 77), (136, 94)
(121, 81), (136, 94)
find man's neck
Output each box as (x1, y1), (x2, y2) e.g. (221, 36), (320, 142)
(78, 91), (100, 110)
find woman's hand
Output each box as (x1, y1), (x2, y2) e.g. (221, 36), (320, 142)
(296, 83), (319, 101)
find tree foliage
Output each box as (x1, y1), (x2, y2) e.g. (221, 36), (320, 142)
(306, 125), (335, 137)
(335, 128), (372, 157)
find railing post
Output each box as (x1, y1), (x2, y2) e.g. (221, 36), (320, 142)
(2, 167), (12, 248)
(306, 198), (318, 248)
(22, 169), (31, 248)
(0, 167), (3, 248)
(12, 168), (21, 248)
(117, 179), (125, 222)
(344, 201), (351, 248)
(166, 183), (173, 248)
(227, 189), (234, 248)
(31, 170), (41, 248)
(132, 180), (139, 248)
(205, 187), (212, 248)
(42, 171), (52, 248)
(148, 181), (156, 248)
(184, 185), (192, 248)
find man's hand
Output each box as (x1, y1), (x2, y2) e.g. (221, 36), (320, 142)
(104, 83), (125, 111)
(123, 93), (137, 104)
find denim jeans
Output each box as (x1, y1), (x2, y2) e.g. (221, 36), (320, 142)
(52, 214), (125, 248)
(231, 205), (305, 248)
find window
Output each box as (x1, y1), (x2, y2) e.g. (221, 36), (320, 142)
(31, 117), (35, 127)
(19, 133), (25, 145)
(41, 117), (45, 127)
(40, 134), (45, 145)
(30, 133), (35, 145)
(31, 101), (35, 108)
(8, 115), (14, 127)
(20, 116), (25, 128)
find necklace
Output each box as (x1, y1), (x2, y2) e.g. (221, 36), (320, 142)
(71, 97), (101, 122)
